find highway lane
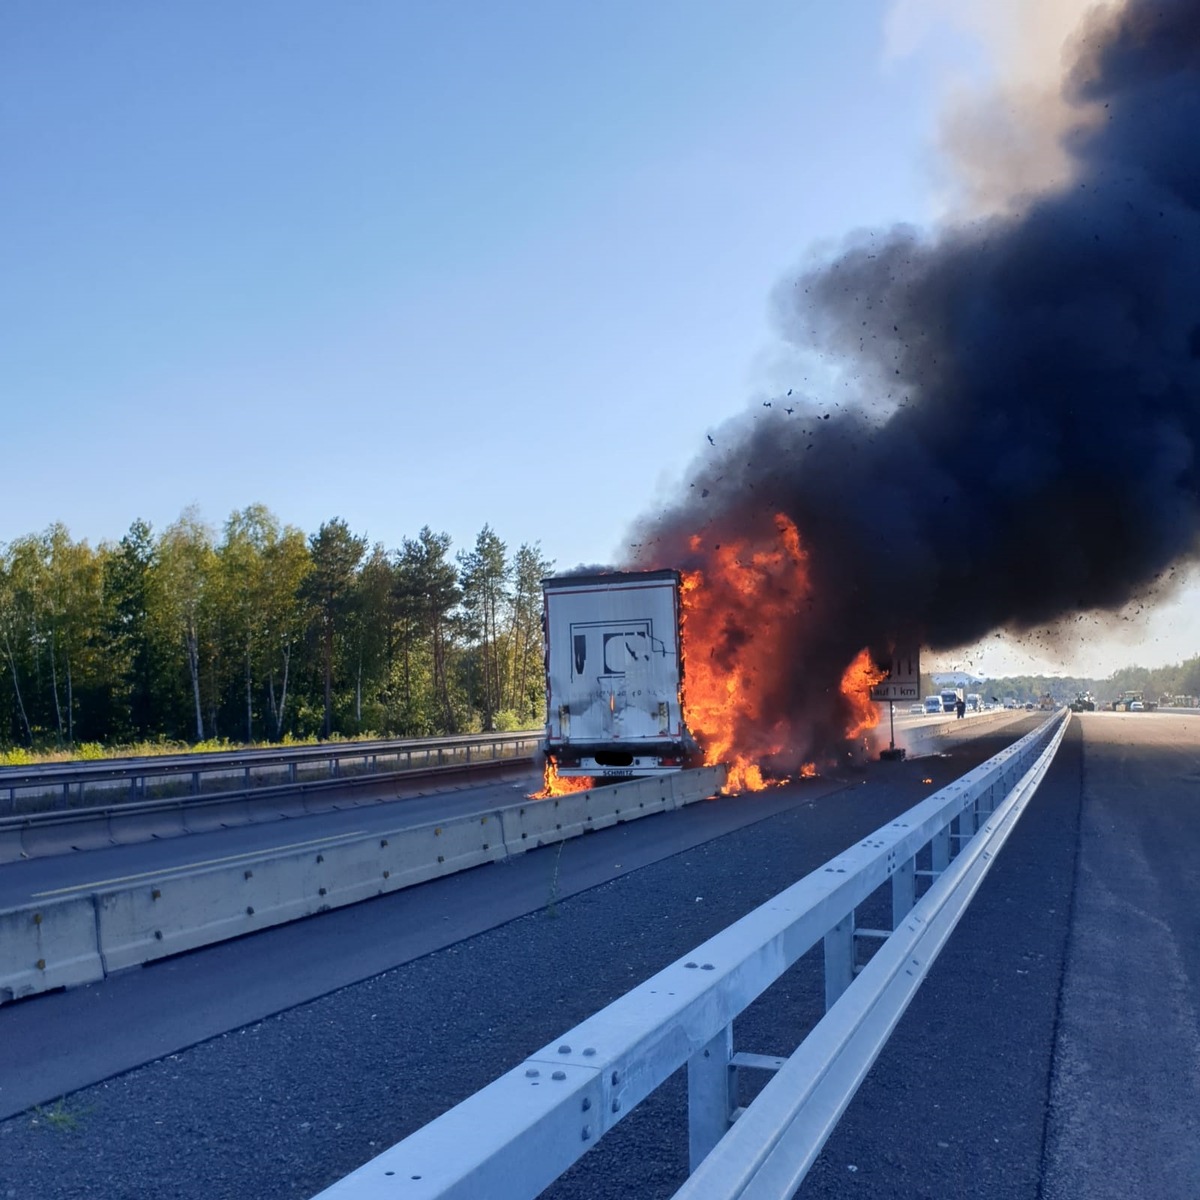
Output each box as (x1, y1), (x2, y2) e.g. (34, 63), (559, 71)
(0, 720), (1042, 1196)
(0, 763), (893, 1121)
(1040, 710), (1200, 1199)
(0, 709), (1024, 905)
(803, 710), (1200, 1200)
(0, 768), (538, 908)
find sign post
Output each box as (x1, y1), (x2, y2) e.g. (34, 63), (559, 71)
(871, 649), (920, 761)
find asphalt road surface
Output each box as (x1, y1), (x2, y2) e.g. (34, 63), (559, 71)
(1, 712), (1195, 1199)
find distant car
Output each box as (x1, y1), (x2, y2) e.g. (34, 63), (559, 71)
(908, 703), (925, 714)
(1130, 700), (1145, 712)
(1024, 702), (1035, 710)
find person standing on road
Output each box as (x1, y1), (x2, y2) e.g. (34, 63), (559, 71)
(956, 698), (966, 719)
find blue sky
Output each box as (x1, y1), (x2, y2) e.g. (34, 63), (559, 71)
(2, 2), (955, 554)
(3, 2), (1194, 674)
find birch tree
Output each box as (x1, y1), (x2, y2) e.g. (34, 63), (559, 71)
(151, 509), (217, 741)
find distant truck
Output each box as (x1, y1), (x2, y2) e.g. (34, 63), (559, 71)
(966, 693), (982, 713)
(940, 687), (964, 714)
(542, 569), (694, 778)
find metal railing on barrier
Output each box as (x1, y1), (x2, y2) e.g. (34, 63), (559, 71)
(309, 708), (1070, 1200)
(0, 731), (542, 815)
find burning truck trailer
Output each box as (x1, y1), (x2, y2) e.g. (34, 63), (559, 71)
(538, 554), (892, 796)
(541, 570), (698, 781)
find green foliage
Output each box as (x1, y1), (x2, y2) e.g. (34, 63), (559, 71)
(976, 656), (1200, 706)
(0, 506), (551, 753)
(492, 708), (531, 732)
(32, 1099), (90, 1133)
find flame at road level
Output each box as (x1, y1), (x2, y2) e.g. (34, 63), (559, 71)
(680, 513), (809, 792)
(677, 513), (887, 788)
(530, 759), (594, 799)
(840, 648), (889, 739)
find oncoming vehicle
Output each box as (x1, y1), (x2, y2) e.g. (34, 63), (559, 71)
(940, 688), (963, 714)
(1129, 700), (1145, 712)
(966, 693), (982, 713)
(908, 703), (925, 715)
(923, 695), (943, 715)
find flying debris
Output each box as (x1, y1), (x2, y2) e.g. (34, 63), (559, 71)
(622, 0), (1200, 773)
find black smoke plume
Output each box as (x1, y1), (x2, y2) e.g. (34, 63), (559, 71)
(630, 0), (1200, 766)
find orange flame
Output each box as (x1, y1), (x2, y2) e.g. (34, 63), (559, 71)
(529, 759), (595, 799)
(672, 513), (889, 788)
(680, 513), (809, 792)
(839, 648), (889, 739)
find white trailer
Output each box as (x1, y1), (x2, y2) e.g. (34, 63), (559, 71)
(542, 570), (693, 777)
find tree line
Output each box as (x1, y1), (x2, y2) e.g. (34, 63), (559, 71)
(928, 660), (1200, 707)
(0, 506), (552, 750)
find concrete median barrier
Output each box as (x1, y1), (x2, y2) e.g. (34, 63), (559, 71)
(501, 766), (727, 855)
(4, 766), (727, 1002)
(500, 792), (591, 851)
(669, 764), (727, 807)
(0, 897), (104, 1003)
(0, 824), (22, 863)
(893, 708), (1033, 759)
(17, 814), (113, 859)
(180, 796), (254, 833)
(107, 803), (186, 846)
(95, 812), (508, 972)
(585, 776), (672, 830)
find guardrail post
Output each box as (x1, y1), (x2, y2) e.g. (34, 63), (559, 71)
(960, 799), (977, 842)
(824, 910), (855, 1010)
(688, 1023), (736, 1171)
(931, 826), (950, 873)
(289, 762), (297, 785)
(191, 770), (200, 796)
(59, 782), (70, 811)
(892, 856), (916, 927)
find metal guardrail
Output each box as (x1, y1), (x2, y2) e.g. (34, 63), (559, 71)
(310, 708), (1070, 1200)
(0, 731), (543, 815)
